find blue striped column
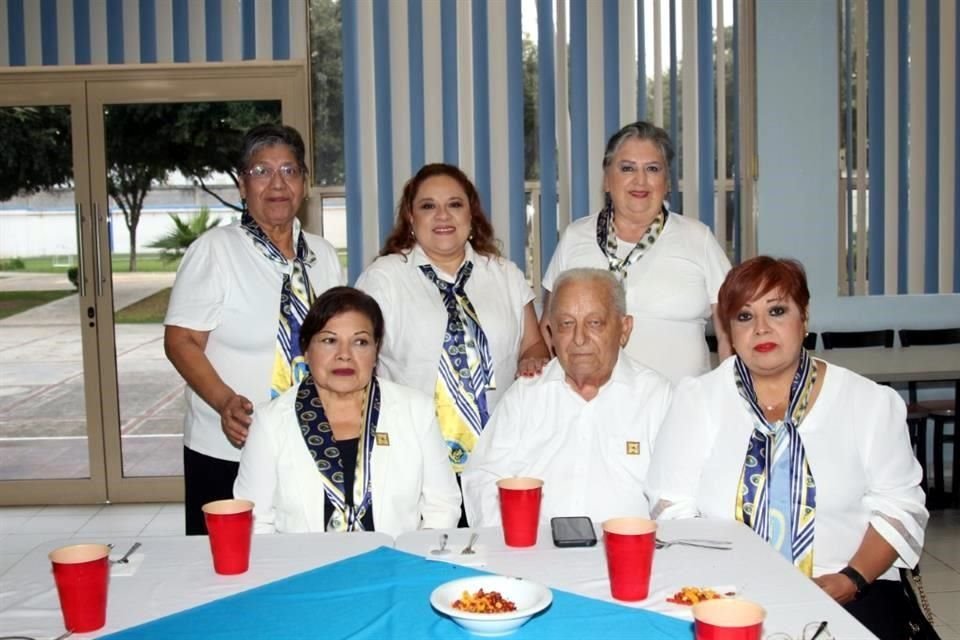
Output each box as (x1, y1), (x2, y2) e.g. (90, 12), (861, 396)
(867, 0), (885, 294)
(696, 0), (715, 231)
(537, 0), (558, 276)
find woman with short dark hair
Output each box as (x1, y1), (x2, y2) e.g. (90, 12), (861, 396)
(165, 123), (343, 535)
(542, 120), (732, 383)
(646, 256), (927, 639)
(234, 287), (461, 535)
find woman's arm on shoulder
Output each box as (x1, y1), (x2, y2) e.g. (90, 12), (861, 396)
(517, 302), (551, 378)
(164, 326), (253, 447)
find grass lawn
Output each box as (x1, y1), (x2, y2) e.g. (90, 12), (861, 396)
(0, 290), (74, 320)
(1, 254), (180, 274)
(115, 287), (171, 324)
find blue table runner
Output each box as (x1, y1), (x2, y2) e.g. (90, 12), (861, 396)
(101, 546), (693, 639)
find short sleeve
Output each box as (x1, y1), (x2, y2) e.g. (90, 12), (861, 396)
(164, 234), (226, 331)
(700, 226), (732, 304)
(503, 258), (535, 307)
(354, 261), (393, 313)
(541, 231), (571, 292)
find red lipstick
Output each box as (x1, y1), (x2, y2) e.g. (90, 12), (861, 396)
(332, 368), (355, 376)
(754, 342), (777, 353)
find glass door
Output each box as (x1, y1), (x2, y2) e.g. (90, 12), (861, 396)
(0, 80), (108, 503)
(86, 66), (310, 501)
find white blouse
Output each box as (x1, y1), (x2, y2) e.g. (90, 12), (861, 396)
(645, 356), (928, 580)
(542, 211), (730, 383)
(355, 244), (534, 411)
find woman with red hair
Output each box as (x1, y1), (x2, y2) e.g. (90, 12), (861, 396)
(646, 256), (926, 639)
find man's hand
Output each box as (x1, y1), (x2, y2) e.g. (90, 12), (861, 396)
(219, 394), (254, 448)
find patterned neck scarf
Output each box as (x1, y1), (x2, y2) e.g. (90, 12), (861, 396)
(240, 211), (317, 398)
(734, 349), (818, 576)
(295, 374), (380, 532)
(595, 201), (667, 279)
(419, 260), (495, 472)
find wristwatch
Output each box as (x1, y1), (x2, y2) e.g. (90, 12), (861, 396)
(839, 565), (869, 597)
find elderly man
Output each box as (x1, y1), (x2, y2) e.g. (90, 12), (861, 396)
(462, 268), (672, 526)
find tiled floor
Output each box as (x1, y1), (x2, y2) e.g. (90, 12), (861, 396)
(0, 504), (957, 637)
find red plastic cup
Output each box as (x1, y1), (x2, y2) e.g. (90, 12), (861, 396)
(497, 477), (543, 547)
(49, 543), (111, 633)
(602, 517), (657, 601)
(202, 499), (254, 575)
(692, 599), (766, 640)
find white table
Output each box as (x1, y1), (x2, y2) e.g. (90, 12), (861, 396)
(810, 345), (960, 384)
(0, 532), (392, 638)
(396, 520), (876, 639)
(0, 522), (876, 639)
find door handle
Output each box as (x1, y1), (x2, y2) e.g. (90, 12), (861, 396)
(75, 203), (86, 297)
(93, 202), (104, 297)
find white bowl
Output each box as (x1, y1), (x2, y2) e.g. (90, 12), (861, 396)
(430, 575), (553, 637)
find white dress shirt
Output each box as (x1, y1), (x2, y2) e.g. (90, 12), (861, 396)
(355, 244), (534, 411)
(462, 354), (673, 527)
(542, 212), (730, 383)
(646, 356), (928, 580)
(164, 220), (343, 462)
(233, 378), (462, 538)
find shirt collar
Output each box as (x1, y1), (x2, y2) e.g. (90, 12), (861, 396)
(410, 243), (476, 281)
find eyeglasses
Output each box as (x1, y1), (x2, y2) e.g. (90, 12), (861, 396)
(243, 164), (306, 181)
(766, 621), (832, 640)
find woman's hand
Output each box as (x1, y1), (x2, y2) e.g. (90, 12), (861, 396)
(516, 356), (550, 378)
(219, 393), (254, 448)
(812, 573), (859, 605)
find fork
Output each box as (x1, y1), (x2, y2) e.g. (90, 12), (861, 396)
(460, 533), (479, 555)
(654, 538), (732, 550)
(111, 542), (141, 564)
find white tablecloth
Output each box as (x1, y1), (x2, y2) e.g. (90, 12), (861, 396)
(398, 519), (876, 639)
(0, 520), (876, 639)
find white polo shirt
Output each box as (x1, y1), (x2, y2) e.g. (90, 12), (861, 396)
(462, 354), (673, 526)
(164, 220), (343, 462)
(355, 244), (535, 411)
(542, 212), (731, 383)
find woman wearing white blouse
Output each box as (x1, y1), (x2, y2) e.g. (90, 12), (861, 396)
(541, 121), (731, 383)
(646, 256), (927, 640)
(234, 287), (461, 536)
(356, 164), (549, 519)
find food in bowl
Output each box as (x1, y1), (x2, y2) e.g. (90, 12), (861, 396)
(431, 575), (552, 636)
(453, 589), (518, 613)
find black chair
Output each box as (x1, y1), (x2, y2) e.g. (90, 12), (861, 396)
(821, 329), (894, 349)
(899, 328), (960, 508)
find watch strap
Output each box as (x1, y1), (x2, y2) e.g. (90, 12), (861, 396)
(839, 565), (869, 596)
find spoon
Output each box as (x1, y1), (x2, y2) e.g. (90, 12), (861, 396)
(430, 533), (450, 556)
(654, 538), (732, 551)
(112, 542), (141, 564)
(460, 533), (479, 555)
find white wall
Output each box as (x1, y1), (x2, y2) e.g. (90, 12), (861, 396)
(756, 0), (960, 333)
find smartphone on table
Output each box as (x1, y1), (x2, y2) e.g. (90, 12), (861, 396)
(550, 516), (598, 548)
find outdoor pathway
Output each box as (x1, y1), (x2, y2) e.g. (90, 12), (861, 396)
(0, 272), (186, 480)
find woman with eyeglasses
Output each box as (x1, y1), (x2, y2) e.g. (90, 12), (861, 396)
(164, 123), (343, 535)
